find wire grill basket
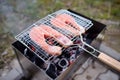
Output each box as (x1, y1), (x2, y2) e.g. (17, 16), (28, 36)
(15, 9), (93, 62)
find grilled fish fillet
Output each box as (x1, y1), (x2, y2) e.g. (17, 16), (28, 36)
(29, 25), (73, 55)
(51, 14), (85, 35)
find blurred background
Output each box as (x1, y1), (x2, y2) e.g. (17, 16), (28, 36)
(0, 0), (120, 79)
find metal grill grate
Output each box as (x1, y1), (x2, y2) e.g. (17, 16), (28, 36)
(51, 9), (93, 29)
(15, 9), (93, 62)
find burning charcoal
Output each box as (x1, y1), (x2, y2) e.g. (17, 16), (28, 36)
(46, 63), (58, 79)
(58, 58), (69, 69)
(35, 57), (46, 69)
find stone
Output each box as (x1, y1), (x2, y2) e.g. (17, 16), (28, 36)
(97, 70), (119, 80)
(73, 61), (107, 80)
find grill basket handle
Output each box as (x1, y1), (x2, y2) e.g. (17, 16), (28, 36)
(98, 52), (120, 72)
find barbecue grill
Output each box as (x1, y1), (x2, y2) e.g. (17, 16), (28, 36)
(12, 9), (119, 80)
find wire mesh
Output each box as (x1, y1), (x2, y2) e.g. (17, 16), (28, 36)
(15, 9), (93, 62)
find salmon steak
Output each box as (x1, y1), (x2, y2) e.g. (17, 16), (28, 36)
(29, 25), (73, 55)
(51, 14), (85, 35)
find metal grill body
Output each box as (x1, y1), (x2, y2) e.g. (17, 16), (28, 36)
(12, 9), (106, 80)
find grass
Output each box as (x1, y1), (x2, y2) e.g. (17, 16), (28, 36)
(7, 0), (120, 20)
(0, 14), (15, 69)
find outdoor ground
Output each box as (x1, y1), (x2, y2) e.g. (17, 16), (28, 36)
(0, 0), (120, 80)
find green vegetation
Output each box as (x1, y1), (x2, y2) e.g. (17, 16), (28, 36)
(15, 0), (120, 20)
(84, 0), (120, 20)
(0, 14), (15, 69)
